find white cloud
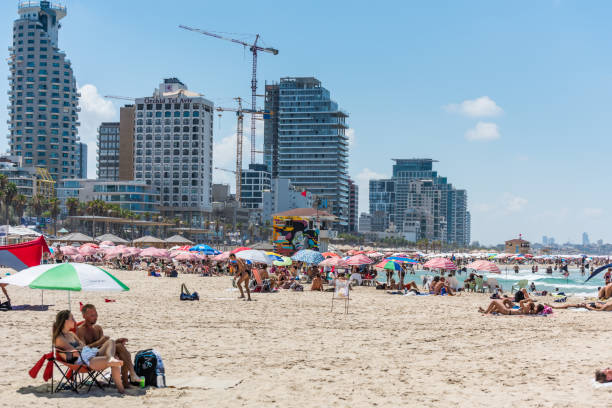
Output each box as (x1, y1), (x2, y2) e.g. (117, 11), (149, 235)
(465, 121), (501, 141)
(78, 84), (117, 178)
(211, 117), (262, 193)
(473, 203), (493, 213)
(444, 96), (503, 117)
(583, 207), (604, 218)
(353, 167), (387, 216)
(346, 128), (355, 147)
(502, 193), (528, 213)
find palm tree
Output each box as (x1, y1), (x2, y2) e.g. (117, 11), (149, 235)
(12, 194), (27, 224)
(48, 197), (60, 235)
(2, 183), (17, 226)
(66, 197), (80, 232)
(30, 194), (46, 224)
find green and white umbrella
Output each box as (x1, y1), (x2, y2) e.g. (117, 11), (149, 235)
(0, 263), (129, 292)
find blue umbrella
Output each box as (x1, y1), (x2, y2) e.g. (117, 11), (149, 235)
(585, 263), (612, 282)
(291, 249), (325, 265)
(189, 244), (220, 255)
(386, 256), (418, 264)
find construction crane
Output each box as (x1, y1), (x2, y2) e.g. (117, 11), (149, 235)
(179, 25), (278, 165)
(216, 97), (270, 203)
(104, 95), (135, 101)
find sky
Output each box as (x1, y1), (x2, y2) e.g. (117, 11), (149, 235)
(0, 0), (611, 245)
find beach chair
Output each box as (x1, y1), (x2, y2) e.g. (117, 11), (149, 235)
(511, 279), (528, 293)
(50, 346), (110, 393)
(331, 279), (350, 314)
(475, 277), (485, 293)
(251, 269), (271, 293)
(486, 278), (500, 293)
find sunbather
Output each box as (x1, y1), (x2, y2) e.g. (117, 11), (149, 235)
(548, 300), (612, 311)
(479, 299), (544, 315)
(598, 284), (612, 300)
(52, 310), (125, 394)
(77, 304), (141, 388)
(311, 274), (324, 291)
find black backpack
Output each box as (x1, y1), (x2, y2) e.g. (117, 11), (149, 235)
(134, 349), (157, 386)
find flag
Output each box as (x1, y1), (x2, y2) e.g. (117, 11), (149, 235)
(0, 236), (50, 271)
(301, 189), (307, 197)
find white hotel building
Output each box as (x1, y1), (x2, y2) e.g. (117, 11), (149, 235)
(133, 78), (213, 227)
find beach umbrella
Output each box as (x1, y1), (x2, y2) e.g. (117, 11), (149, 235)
(190, 244), (220, 255)
(231, 247), (252, 254)
(265, 252), (284, 262)
(322, 252), (340, 258)
(60, 246), (78, 255)
(212, 251), (230, 262)
(273, 256), (292, 267)
(366, 251), (384, 258)
(423, 258), (457, 270)
(80, 243), (99, 250)
(0, 263), (129, 309)
(386, 256), (418, 264)
(291, 249), (325, 265)
(466, 260), (501, 274)
(375, 259), (401, 271)
(235, 249), (272, 265)
(99, 241), (115, 247)
(347, 254), (374, 266)
(319, 257), (350, 268)
(173, 252), (197, 261)
(78, 246), (98, 256)
(172, 245), (192, 251)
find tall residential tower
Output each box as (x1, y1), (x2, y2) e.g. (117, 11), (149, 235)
(7, 1), (80, 181)
(264, 77), (349, 228)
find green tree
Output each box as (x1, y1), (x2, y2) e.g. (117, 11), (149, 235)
(2, 183), (17, 226)
(48, 197), (60, 235)
(12, 194), (27, 223)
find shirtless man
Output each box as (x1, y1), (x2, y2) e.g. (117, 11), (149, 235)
(77, 304), (141, 387)
(229, 253), (251, 301)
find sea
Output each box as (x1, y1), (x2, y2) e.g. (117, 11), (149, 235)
(376, 267), (604, 297)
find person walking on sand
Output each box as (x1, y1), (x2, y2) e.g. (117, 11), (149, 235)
(230, 253), (251, 301)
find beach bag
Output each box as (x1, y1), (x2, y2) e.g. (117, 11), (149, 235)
(134, 349), (166, 387)
(180, 283), (199, 301)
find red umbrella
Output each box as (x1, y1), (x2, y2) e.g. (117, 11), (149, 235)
(423, 258), (456, 270)
(347, 254), (374, 266)
(319, 257), (349, 268)
(322, 252), (340, 258)
(231, 247), (252, 254)
(466, 260), (500, 274)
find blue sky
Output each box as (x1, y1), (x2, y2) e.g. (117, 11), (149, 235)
(0, 0), (610, 245)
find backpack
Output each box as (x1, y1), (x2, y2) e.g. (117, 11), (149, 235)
(180, 283), (199, 301)
(134, 349), (165, 387)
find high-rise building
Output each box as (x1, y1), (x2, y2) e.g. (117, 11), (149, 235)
(7, 1), (80, 181)
(542, 236), (548, 245)
(358, 213), (372, 233)
(78, 142), (87, 178)
(97, 122), (119, 180)
(261, 178), (314, 222)
(240, 164), (271, 209)
(133, 78), (213, 227)
(118, 105), (135, 180)
(369, 159), (470, 245)
(264, 77), (349, 228)
(348, 178), (358, 232)
(582, 232), (590, 246)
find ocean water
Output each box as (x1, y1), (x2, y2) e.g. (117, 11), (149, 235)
(375, 267), (603, 297)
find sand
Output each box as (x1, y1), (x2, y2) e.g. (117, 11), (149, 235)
(1, 268), (611, 407)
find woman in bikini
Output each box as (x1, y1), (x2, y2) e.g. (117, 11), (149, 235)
(52, 310), (126, 393)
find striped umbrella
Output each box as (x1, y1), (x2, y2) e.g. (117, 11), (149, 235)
(386, 256), (418, 264)
(466, 260), (501, 274)
(423, 258), (457, 270)
(375, 259), (401, 271)
(347, 254), (374, 266)
(319, 257), (349, 268)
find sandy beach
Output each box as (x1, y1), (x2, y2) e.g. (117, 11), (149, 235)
(1, 268), (611, 408)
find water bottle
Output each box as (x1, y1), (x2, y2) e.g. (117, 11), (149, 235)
(139, 377), (145, 388)
(156, 374), (166, 388)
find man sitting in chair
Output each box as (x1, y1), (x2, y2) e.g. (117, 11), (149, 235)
(77, 304), (141, 388)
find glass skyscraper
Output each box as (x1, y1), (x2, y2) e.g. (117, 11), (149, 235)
(369, 159), (470, 245)
(264, 77), (349, 228)
(7, 1), (80, 181)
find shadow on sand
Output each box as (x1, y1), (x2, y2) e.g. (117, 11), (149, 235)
(17, 383), (147, 398)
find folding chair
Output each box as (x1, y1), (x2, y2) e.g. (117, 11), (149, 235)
(251, 269), (271, 292)
(51, 346), (110, 394)
(331, 279), (350, 314)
